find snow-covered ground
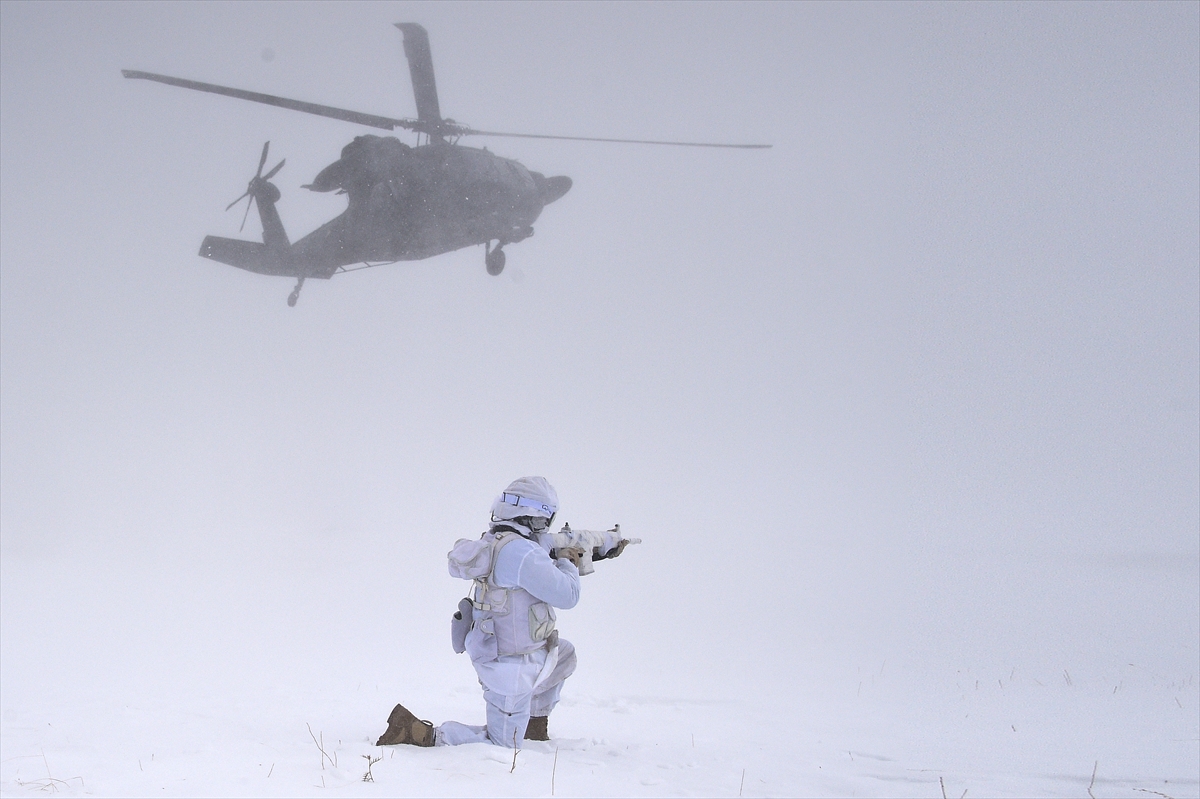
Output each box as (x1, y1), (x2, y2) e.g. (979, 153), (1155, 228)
(3, 532), (1195, 798)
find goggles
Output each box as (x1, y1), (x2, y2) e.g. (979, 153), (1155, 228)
(526, 514), (554, 532)
(499, 492), (557, 517)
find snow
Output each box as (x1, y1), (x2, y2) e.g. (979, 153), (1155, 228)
(3, 538), (1196, 798)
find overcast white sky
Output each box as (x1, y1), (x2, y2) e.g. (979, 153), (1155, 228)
(2, 1), (1197, 693)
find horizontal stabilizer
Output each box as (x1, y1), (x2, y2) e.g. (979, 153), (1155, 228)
(199, 236), (298, 276)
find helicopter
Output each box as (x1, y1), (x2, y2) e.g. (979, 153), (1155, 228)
(124, 23), (770, 306)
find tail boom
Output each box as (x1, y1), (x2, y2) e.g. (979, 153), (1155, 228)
(199, 236), (324, 278)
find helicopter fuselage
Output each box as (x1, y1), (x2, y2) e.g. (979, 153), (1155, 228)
(292, 135), (569, 274)
(200, 135), (570, 281)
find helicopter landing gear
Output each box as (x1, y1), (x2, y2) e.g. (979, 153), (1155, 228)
(288, 276), (305, 307)
(485, 241), (506, 276)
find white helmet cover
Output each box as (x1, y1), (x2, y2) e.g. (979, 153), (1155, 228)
(490, 476), (559, 522)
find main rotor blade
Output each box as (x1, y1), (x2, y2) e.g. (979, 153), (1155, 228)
(395, 24), (442, 129)
(461, 128), (772, 149)
(122, 70), (418, 132)
(122, 69), (771, 148)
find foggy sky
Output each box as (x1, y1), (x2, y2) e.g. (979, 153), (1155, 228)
(2, 1), (1197, 689)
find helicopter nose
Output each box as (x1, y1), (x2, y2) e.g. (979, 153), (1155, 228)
(539, 175), (572, 205)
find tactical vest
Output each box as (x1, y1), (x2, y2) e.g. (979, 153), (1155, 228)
(468, 532), (557, 657)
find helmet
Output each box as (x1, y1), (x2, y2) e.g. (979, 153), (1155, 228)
(490, 476), (558, 533)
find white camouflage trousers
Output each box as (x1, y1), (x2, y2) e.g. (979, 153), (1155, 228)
(435, 638), (577, 747)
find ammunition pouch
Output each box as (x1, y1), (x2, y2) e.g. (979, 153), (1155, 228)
(529, 602), (556, 643)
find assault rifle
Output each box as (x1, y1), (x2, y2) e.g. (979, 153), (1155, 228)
(537, 523), (641, 576)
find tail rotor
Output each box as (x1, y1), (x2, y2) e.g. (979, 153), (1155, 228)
(226, 141), (286, 231)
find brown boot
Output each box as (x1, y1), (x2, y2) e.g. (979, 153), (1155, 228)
(376, 703), (435, 747)
(524, 715), (549, 741)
